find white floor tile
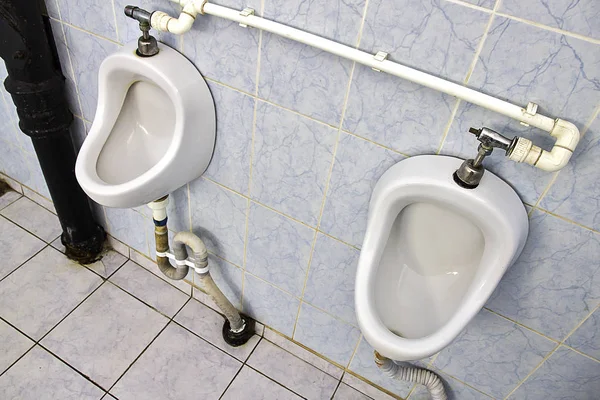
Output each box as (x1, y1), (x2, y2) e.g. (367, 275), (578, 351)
(111, 323), (241, 400)
(222, 366), (302, 400)
(0, 190), (21, 211)
(110, 261), (189, 317)
(0, 216), (45, 280)
(264, 327), (344, 378)
(0, 346), (104, 400)
(0, 319), (34, 374)
(334, 383), (373, 399)
(41, 282), (168, 389)
(1, 197), (61, 242)
(174, 298), (260, 361)
(248, 340), (339, 400)
(0, 246), (102, 339)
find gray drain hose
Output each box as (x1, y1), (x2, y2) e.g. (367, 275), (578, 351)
(171, 231), (245, 332)
(375, 351), (447, 400)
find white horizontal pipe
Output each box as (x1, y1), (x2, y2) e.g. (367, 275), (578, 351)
(201, 3), (556, 133)
(151, 1), (579, 171)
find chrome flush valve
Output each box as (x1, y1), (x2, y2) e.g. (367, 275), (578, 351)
(124, 5), (159, 57)
(453, 127), (518, 189)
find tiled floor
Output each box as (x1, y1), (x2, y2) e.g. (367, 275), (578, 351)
(0, 189), (394, 400)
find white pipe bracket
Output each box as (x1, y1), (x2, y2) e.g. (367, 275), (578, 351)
(155, 251), (210, 274)
(525, 102), (538, 116)
(372, 51), (388, 72)
(520, 102), (539, 126)
(238, 7), (255, 27)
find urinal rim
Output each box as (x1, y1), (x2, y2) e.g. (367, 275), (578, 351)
(75, 42), (215, 208)
(355, 155), (529, 361)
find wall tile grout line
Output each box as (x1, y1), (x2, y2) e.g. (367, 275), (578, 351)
(502, 344), (561, 399)
(436, 0), (501, 155)
(110, 0), (120, 43)
(499, 301), (600, 398)
(54, 17), (87, 123)
(52, 17), (123, 46)
(494, 11), (600, 45)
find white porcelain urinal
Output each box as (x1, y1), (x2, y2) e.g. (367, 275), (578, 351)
(355, 155), (528, 361)
(75, 42), (216, 208)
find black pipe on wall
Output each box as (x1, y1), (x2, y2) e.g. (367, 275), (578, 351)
(0, 0), (105, 263)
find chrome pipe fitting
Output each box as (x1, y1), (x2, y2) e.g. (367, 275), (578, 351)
(124, 5), (159, 57)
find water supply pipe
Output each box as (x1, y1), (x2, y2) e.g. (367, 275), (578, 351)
(132, 0), (579, 172)
(148, 195), (255, 346)
(375, 351), (447, 400)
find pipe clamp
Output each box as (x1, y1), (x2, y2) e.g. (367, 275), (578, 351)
(372, 51), (388, 72)
(239, 8), (255, 27)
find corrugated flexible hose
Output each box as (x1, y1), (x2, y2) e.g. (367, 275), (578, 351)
(375, 351), (447, 400)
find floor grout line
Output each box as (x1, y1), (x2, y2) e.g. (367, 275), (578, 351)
(103, 298), (193, 394)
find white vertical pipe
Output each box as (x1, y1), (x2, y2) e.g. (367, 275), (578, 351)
(200, 3), (556, 133)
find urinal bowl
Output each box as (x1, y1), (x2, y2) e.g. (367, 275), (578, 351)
(75, 42), (216, 208)
(355, 155), (529, 361)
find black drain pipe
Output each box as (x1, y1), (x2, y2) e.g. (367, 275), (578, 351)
(0, 0), (104, 263)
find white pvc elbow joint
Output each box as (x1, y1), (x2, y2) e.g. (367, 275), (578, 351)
(508, 119), (580, 172)
(151, 2), (200, 34)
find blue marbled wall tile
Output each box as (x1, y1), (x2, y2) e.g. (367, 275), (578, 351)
(22, 152), (51, 198)
(104, 207), (149, 256)
(500, 0), (600, 40)
(242, 273), (300, 337)
(69, 117), (87, 152)
(343, 65), (454, 155)
(320, 132), (403, 247)
(113, 0), (180, 49)
(1, 100), (34, 155)
(0, 142), (31, 187)
(508, 346), (600, 399)
(440, 102), (556, 204)
(63, 26), (119, 121)
(251, 101), (337, 226)
(0, 65), (35, 154)
(461, 0), (495, 9)
(203, 82), (254, 195)
(45, 0), (60, 18)
(189, 178), (247, 266)
(0, 74), (18, 146)
(183, 3), (260, 94)
(246, 202), (314, 296)
(408, 370), (492, 400)
(263, 0), (365, 46)
(56, 0), (118, 41)
(433, 309), (556, 399)
(470, 17), (600, 131)
(487, 210), (600, 340)
(541, 117), (600, 231)
(304, 233), (359, 325)
(359, 0), (490, 81)
(49, 20), (82, 119)
(348, 337), (417, 397)
(294, 303), (361, 366)
(258, 33), (352, 126)
(566, 308), (600, 360)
